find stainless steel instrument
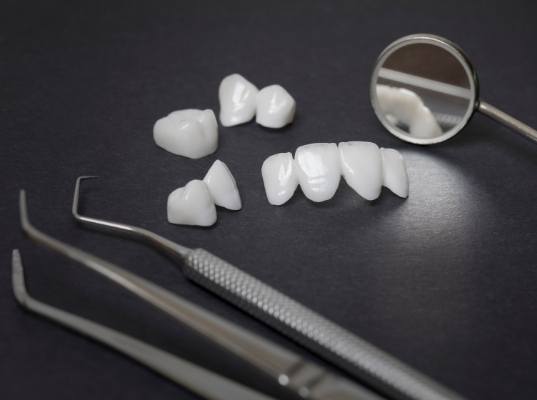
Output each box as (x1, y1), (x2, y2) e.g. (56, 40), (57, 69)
(370, 33), (537, 145)
(72, 177), (465, 400)
(11, 250), (275, 400)
(19, 189), (383, 400)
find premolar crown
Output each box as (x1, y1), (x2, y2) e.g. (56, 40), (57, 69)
(203, 160), (242, 210)
(261, 142), (409, 205)
(256, 85), (296, 129)
(218, 74), (296, 129)
(219, 74), (259, 127)
(167, 160), (241, 226)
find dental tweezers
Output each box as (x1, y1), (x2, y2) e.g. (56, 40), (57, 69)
(11, 250), (274, 400)
(19, 189), (383, 400)
(72, 177), (465, 400)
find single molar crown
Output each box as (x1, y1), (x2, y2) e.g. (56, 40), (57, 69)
(167, 180), (217, 226)
(167, 160), (242, 227)
(261, 141), (409, 205)
(153, 109), (218, 159)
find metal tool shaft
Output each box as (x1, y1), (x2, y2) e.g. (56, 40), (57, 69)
(479, 100), (537, 143)
(72, 177), (465, 400)
(184, 249), (464, 400)
(11, 250), (275, 400)
(23, 189), (382, 400)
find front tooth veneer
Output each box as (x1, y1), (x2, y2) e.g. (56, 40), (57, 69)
(262, 142), (408, 205)
(339, 141), (383, 201)
(256, 85), (296, 128)
(167, 180), (217, 226)
(380, 148), (408, 198)
(294, 143), (341, 202)
(219, 74), (259, 127)
(203, 160), (242, 210)
(261, 152), (298, 205)
(153, 109), (218, 159)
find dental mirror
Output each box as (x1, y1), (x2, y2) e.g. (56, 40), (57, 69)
(370, 33), (537, 145)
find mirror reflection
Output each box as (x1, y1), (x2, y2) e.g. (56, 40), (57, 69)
(375, 42), (473, 140)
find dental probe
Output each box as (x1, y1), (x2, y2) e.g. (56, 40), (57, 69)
(72, 176), (466, 400)
(11, 250), (275, 400)
(19, 189), (383, 400)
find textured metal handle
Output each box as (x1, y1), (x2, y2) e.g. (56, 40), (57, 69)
(184, 248), (465, 400)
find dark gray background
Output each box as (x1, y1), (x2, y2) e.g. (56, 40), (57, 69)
(1, 1), (536, 399)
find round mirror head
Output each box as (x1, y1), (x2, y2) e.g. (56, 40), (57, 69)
(371, 34), (478, 144)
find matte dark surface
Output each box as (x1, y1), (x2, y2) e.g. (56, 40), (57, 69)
(1, 1), (536, 399)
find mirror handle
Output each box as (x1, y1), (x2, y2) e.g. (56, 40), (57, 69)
(478, 101), (537, 143)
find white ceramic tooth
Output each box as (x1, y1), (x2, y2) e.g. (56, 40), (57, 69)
(261, 152), (298, 205)
(203, 160), (242, 210)
(381, 148), (409, 198)
(376, 85), (441, 138)
(294, 143), (341, 202)
(338, 141), (383, 201)
(218, 74), (259, 127)
(153, 109), (218, 159)
(167, 180), (217, 226)
(409, 105), (442, 138)
(256, 85), (296, 128)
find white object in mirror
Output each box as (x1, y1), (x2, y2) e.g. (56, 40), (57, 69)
(370, 33), (537, 144)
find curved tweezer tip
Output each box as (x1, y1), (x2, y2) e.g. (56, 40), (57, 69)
(73, 176), (99, 219)
(9, 249), (276, 400)
(11, 249), (29, 306)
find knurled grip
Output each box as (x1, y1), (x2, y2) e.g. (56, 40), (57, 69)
(184, 248), (464, 400)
